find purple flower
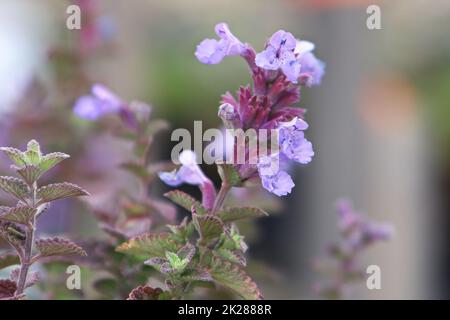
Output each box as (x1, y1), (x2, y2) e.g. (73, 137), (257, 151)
(73, 84), (122, 120)
(294, 40), (325, 86)
(255, 30), (300, 82)
(159, 150), (217, 209)
(278, 117), (314, 164)
(195, 23), (245, 65)
(257, 154), (294, 197)
(256, 32), (325, 85)
(158, 150), (208, 187)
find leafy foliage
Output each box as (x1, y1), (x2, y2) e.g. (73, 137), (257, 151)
(0, 140), (89, 298)
(36, 183), (89, 205)
(35, 237), (87, 258)
(208, 256), (263, 300)
(116, 232), (181, 259)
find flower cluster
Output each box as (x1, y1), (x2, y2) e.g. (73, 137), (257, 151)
(194, 23), (325, 197)
(313, 200), (394, 299)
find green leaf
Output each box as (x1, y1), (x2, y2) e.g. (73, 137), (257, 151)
(39, 152), (70, 172)
(35, 237), (87, 258)
(193, 214), (224, 243)
(0, 147), (26, 166)
(0, 176), (29, 202)
(116, 232), (180, 259)
(181, 268), (213, 282)
(217, 164), (242, 186)
(164, 190), (207, 214)
(0, 206), (36, 226)
(24, 140), (42, 165)
(0, 253), (20, 269)
(15, 165), (43, 186)
(177, 243), (195, 263)
(218, 207), (268, 222)
(127, 285), (164, 300)
(215, 249), (246, 267)
(36, 182), (89, 205)
(209, 256), (263, 300)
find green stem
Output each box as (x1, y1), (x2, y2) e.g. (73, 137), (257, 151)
(15, 182), (37, 296)
(211, 182), (231, 215)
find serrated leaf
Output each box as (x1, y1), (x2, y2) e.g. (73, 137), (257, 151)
(0, 206), (36, 226)
(144, 257), (166, 270)
(35, 237), (87, 258)
(177, 243), (195, 263)
(209, 256), (263, 300)
(0, 147), (26, 166)
(215, 249), (246, 267)
(24, 140), (41, 165)
(193, 214), (223, 243)
(0, 279), (17, 299)
(116, 232), (180, 259)
(182, 268), (213, 282)
(0, 253), (20, 269)
(218, 207), (268, 222)
(164, 190), (207, 214)
(39, 152), (70, 172)
(14, 165), (43, 185)
(10, 268), (39, 289)
(127, 285), (164, 300)
(36, 182), (89, 205)
(217, 164), (242, 186)
(0, 176), (29, 202)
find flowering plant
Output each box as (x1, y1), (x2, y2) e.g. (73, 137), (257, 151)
(111, 22), (326, 299)
(0, 140), (89, 299)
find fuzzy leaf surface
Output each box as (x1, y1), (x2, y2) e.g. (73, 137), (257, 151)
(36, 237), (87, 258)
(116, 232), (180, 259)
(36, 182), (89, 205)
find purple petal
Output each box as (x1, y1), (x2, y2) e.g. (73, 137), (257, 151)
(299, 52), (325, 86)
(260, 170), (295, 197)
(73, 96), (102, 120)
(255, 46), (280, 70)
(158, 170), (183, 187)
(268, 30), (296, 51)
(195, 38), (226, 64)
(281, 59), (301, 83)
(214, 22), (245, 55)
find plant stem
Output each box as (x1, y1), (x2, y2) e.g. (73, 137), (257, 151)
(211, 182), (231, 215)
(15, 182), (37, 295)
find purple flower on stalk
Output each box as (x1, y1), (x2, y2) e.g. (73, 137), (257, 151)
(255, 30), (300, 83)
(159, 150), (216, 209)
(257, 154), (294, 197)
(195, 23), (246, 64)
(158, 150), (209, 187)
(256, 31), (325, 85)
(73, 84), (122, 120)
(278, 117), (314, 164)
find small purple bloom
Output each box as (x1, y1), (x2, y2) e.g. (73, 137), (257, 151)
(299, 52), (325, 87)
(255, 30), (301, 83)
(73, 84), (122, 120)
(195, 23), (245, 65)
(278, 117), (314, 164)
(257, 154), (294, 197)
(158, 150), (208, 187)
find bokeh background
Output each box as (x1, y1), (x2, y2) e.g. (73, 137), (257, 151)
(1, 0), (450, 299)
